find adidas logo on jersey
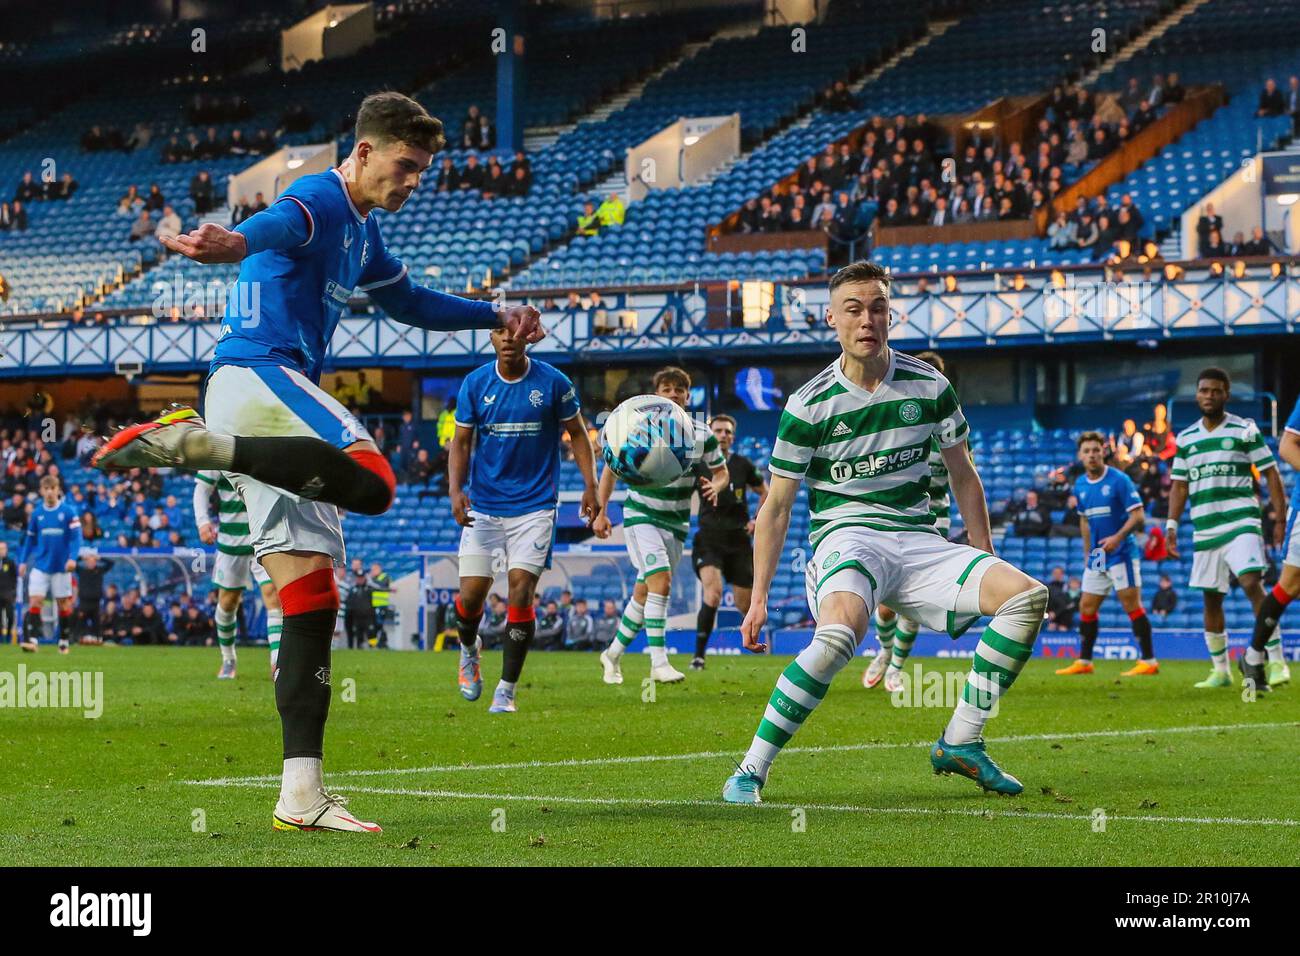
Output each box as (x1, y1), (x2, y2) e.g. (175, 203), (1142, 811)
(832, 421), (852, 438)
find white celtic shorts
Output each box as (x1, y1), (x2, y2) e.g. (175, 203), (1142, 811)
(1189, 531), (1266, 594)
(28, 569), (73, 600)
(458, 508), (557, 578)
(1081, 555), (1142, 596)
(205, 363), (371, 566)
(212, 550), (272, 591)
(624, 521), (684, 582)
(804, 526), (1002, 637)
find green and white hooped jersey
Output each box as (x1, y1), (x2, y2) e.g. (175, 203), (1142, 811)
(926, 438), (952, 535)
(1170, 414), (1276, 553)
(770, 350), (969, 547)
(195, 471), (253, 557)
(623, 417), (725, 543)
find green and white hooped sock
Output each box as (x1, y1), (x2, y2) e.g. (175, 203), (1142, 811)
(739, 623), (857, 783)
(886, 616), (920, 675)
(608, 598), (644, 660)
(874, 609), (897, 652)
(944, 586), (1045, 745)
(267, 607), (283, 669)
(1205, 631), (1229, 674)
(1265, 624), (1283, 663)
(644, 592), (670, 667)
(215, 604), (238, 663)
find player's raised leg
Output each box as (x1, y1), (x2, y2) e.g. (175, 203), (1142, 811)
(863, 605), (896, 688)
(932, 561), (1046, 795)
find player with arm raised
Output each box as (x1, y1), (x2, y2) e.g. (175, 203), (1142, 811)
(94, 92), (543, 835)
(1054, 431), (1157, 677)
(194, 471), (282, 680)
(18, 474), (82, 654)
(862, 349), (952, 693)
(1242, 395), (1300, 690)
(689, 413), (768, 669)
(1165, 368), (1288, 690)
(591, 367), (729, 685)
(722, 261), (1048, 804)
(447, 327), (600, 713)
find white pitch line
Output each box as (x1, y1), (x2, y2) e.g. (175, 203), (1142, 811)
(208, 779), (1300, 828)
(186, 720), (1297, 786)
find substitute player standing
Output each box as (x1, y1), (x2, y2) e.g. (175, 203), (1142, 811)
(1166, 368), (1288, 689)
(195, 471), (282, 679)
(18, 475), (82, 654)
(94, 92), (543, 834)
(1054, 431), (1157, 676)
(1239, 394), (1300, 691)
(689, 413), (767, 669)
(449, 327), (600, 713)
(592, 367), (729, 685)
(862, 350), (952, 693)
(722, 262), (1048, 804)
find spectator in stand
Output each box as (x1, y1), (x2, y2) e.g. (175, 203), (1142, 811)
(0, 541), (16, 641)
(402, 447), (435, 486)
(1075, 213), (1099, 252)
(1203, 228), (1228, 258)
(0, 201), (12, 231)
(73, 553), (112, 642)
(535, 600), (565, 651)
(576, 200), (600, 236)
(117, 185), (145, 215)
(190, 170), (215, 216)
(566, 598), (595, 650)
(477, 593), (507, 649)
(176, 604), (215, 646)
(1257, 78), (1286, 117)
(81, 125), (108, 152)
(457, 154), (485, 191)
(80, 511), (101, 542)
(597, 192), (625, 228)
(480, 160), (509, 199)
(1012, 489), (1051, 537)
(12, 172), (42, 204)
(231, 196), (253, 226)
(227, 129), (249, 155)
(161, 135), (186, 164)
(506, 163), (531, 198)
(128, 209), (155, 243)
(197, 127), (224, 160)
(1048, 211), (1076, 249)
(475, 114), (496, 150)
(1240, 226), (1271, 256)
(822, 80), (857, 112)
(1151, 575), (1177, 619)
(343, 559), (373, 649)
(1045, 566), (1071, 631)
(435, 157), (457, 191)
(593, 598), (619, 649)
(136, 602), (171, 645)
(156, 205), (182, 243)
(1058, 577), (1082, 630)
(46, 172), (78, 201)
(1196, 202), (1223, 256)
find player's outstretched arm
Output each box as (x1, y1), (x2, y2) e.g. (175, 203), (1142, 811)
(563, 413), (601, 525)
(942, 441), (992, 552)
(742, 474), (798, 652)
(366, 273), (544, 342)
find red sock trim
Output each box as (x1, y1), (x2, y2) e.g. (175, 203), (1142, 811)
(1080, 612), (1099, 623)
(507, 605), (535, 624)
(28, 604), (41, 615)
(455, 595), (482, 621)
(279, 568), (339, 616)
(1272, 584), (1294, 606)
(1127, 607), (1146, 621)
(347, 447), (396, 509)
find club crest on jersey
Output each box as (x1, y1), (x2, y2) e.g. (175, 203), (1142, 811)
(1102, 484), (1110, 495)
(483, 394), (496, 406)
(899, 400), (922, 424)
(1220, 438), (1234, 450)
(529, 388), (544, 407)
(342, 232), (352, 250)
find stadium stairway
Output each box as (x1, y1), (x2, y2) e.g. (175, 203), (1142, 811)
(1079, 0), (1216, 86)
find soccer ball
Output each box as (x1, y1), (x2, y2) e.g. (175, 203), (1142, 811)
(601, 394), (701, 487)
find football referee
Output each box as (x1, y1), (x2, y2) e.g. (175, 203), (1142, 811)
(691, 414), (768, 668)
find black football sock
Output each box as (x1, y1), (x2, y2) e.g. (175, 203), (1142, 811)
(455, 597), (482, 650)
(695, 603), (718, 658)
(1078, 613), (1098, 661)
(501, 609), (535, 684)
(1129, 609), (1154, 659)
(276, 608), (335, 759)
(228, 436), (393, 515)
(24, 608), (43, 641)
(1251, 591), (1289, 652)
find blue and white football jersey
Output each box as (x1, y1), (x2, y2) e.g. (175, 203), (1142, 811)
(454, 358), (580, 517)
(20, 500), (83, 573)
(213, 169), (407, 384)
(1074, 466), (1143, 567)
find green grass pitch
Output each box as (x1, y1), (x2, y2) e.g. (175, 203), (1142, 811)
(1, 645), (1296, 866)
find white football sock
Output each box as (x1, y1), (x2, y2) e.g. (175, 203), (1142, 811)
(280, 756), (323, 810)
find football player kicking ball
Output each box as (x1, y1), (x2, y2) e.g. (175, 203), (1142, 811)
(863, 350), (951, 693)
(723, 261), (1048, 804)
(449, 327), (600, 713)
(18, 475), (82, 654)
(689, 414), (767, 670)
(1239, 394), (1300, 691)
(592, 367), (730, 685)
(195, 471), (282, 680)
(1054, 431), (1158, 677)
(93, 92), (542, 834)
(1166, 368), (1288, 690)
